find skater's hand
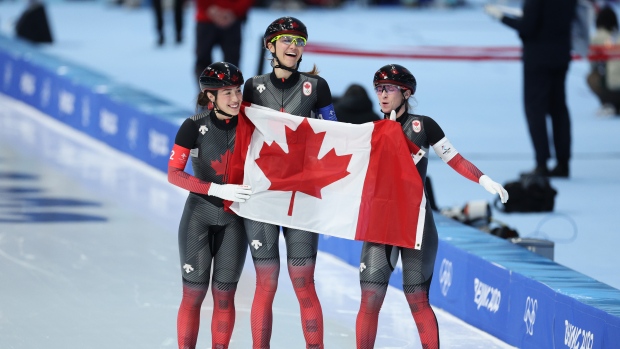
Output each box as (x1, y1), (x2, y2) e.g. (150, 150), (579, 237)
(208, 6), (236, 28)
(389, 110), (396, 121)
(484, 5), (504, 20)
(479, 175), (509, 203)
(208, 183), (252, 202)
(218, 8), (236, 27)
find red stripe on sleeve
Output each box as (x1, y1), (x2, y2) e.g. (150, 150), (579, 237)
(446, 154), (484, 183)
(167, 144), (211, 195)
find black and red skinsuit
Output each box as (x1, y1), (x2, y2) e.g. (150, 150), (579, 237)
(356, 114), (485, 349)
(168, 110), (247, 349)
(242, 71), (336, 349)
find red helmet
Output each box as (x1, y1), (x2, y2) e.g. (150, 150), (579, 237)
(263, 16), (308, 49)
(373, 64), (417, 95)
(199, 62), (244, 91)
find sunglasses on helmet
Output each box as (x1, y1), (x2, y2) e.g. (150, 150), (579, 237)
(271, 35), (307, 47)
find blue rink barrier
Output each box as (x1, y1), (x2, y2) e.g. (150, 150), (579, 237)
(3, 34), (620, 349)
(0, 35), (190, 174)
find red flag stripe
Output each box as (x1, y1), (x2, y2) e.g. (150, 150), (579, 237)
(355, 121), (425, 249)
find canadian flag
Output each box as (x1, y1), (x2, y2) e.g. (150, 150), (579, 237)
(228, 104), (427, 249)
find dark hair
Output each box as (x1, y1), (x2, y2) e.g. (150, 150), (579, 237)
(197, 90), (213, 108)
(596, 6), (619, 32)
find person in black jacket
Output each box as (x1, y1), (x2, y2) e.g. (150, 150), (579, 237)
(333, 84), (381, 124)
(485, 0), (577, 178)
(151, 0), (184, 46)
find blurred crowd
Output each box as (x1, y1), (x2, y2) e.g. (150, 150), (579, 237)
(586, 2), (620, 116)
(254, 0), (467, 8)
(110, 0), (468, 9)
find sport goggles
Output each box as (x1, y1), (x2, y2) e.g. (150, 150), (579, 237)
(374, 85), (402, 95)
(271, 35), (307, 47)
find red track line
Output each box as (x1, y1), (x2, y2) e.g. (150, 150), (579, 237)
(303, 43), (620, 61)
(304, 44), (521, 61)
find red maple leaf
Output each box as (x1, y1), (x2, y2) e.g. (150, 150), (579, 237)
(211, 149), (232, 179)
(255, 118), (352, 216)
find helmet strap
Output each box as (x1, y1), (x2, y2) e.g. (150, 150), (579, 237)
(213, 102), (237, 119)
(271, 49), (301, 73)
(382, 91), (408, 119)
(210, 92), (236, 119)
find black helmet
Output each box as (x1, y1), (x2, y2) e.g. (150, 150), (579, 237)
(373, 64), (417, 95)
(199, 62), (244, 91)
(263, 16), (308, 49)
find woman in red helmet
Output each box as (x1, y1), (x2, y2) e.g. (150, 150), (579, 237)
(167, 62), (252, 349)
(355, 64), (509, 349)
(241, 16), (337, 349)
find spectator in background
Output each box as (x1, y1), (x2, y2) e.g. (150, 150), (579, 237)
(194, 0), (253, 86)
(268, 0), (305, 9)
(152, 0), (185, 46)
(572, 0), (593, 59)
(15, 0), (53, 44)
(333, 84), (381, 124)
(587, 5), (620, 116)
(485, 0), (576, 178)
(304, 0), (342, 7)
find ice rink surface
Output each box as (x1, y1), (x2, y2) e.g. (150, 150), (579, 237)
(1, 0), (619, 348)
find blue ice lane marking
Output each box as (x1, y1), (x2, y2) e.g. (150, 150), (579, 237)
(0, 171), (39, 180)
(0, 197), (103, 208)
(0, 212), (108, 223)
(0, 187), (43, 194)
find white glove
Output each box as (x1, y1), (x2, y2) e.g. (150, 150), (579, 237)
(479, 175), (509, 204)
(484, 4), (504, 20)
(208, 183), (252, 202)
(389, 110), (396, 121)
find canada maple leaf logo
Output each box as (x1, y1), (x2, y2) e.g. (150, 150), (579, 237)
(255, 118), (352, 216)
(211, 149), (232, 179)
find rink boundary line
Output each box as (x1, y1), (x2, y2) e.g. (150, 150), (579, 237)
(304, 43), (522, 61)
(304, 43), (605, 61)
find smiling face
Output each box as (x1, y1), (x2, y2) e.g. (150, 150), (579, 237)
(208, 86), (242, 119)
(268, 35), (305, 69)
